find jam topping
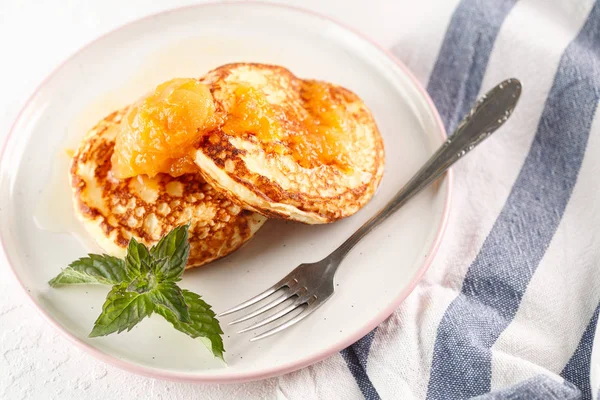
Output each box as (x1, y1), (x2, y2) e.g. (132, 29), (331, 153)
(112, 78), (216, 179)
(219, 81), (351, 170)
(294, 81), (351, 170)
(112, 77), (353, 178)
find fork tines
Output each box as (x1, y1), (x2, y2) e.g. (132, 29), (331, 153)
(218, 280), (317, 341)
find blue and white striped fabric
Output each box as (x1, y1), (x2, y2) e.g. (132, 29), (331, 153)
(274, 0), (600, 399)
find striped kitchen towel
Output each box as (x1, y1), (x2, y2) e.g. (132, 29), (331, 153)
(272, 0), (600, 399)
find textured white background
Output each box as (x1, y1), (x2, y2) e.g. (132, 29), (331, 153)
(0, 1), (423, 399)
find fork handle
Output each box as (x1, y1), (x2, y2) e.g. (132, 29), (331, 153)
(330, 78), (522, 262)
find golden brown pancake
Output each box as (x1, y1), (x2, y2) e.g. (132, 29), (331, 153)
(194, 63), (385, 224)
(70, 108), (266, 268)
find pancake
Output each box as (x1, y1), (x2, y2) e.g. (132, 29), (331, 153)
(194, 63), (385, 224)
(70, 108), (267, 269)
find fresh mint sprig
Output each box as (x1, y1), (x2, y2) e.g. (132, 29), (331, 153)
(49, 224), (224, 360)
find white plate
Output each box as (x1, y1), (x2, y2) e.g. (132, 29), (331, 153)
(0, 2), (450, 383)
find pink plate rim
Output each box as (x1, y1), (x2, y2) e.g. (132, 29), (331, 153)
(0, 1), (453, 384)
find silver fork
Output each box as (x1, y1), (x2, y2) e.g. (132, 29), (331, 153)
(219, 78), (522, 341)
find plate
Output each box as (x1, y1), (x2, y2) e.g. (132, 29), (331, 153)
(0, 2), (450, 383)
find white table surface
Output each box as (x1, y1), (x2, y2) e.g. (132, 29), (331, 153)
(0, 0), (433, 398)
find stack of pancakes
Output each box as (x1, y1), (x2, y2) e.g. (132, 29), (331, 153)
(70, 63), (385, 269)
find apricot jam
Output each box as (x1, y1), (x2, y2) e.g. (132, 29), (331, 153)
(111, 77), (352, 179)
(294, 81), (351, 169)
(222, 85), (285, 143)
(111, 78), (217, 178)
(219, 81), (351, 170)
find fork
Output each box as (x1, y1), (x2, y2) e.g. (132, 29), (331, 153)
(219, 78), (522, 341)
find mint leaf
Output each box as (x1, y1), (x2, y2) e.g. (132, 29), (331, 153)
(150, 282), (190, 323)
(155, 290), (224, 360)
(89, 284), (154, 337)
(125, 237), (150, 276)
(51, 224), (225, 360)
(126, 274), (157, 294)
(49, 254), (129, 287)
(150, 224), (190, 281)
